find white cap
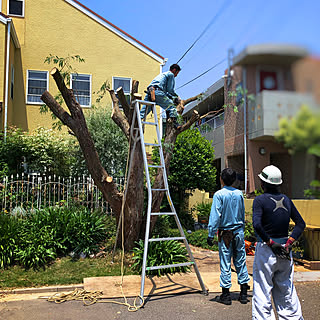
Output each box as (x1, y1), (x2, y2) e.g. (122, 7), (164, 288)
(258, 165), (282, 185)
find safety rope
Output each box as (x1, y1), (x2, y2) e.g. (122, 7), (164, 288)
(42, 288), (143, 312)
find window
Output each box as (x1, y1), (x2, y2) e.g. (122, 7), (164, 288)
(259, 70), (278, 91)
(10, 65), (14, 100)
(8, 0), (24, 17)
(26, 70), (48, 104)
(112, 77), (132, 107)
(71, 74), (91, 107)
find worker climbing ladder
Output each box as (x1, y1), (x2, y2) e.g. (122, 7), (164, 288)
(130, 100), (208, 302)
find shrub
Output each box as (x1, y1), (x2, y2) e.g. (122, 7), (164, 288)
(64, 208), (108, 257)
(152, 215), (171, 237)
(186, 229), (218, 250)
(0, 127), (75, 176)
(0, 213), (20, 268)
(131, 239), (190, 276)
(33, 206), (109, 258)
(244, 220), (256, 242)
(193, 202), (211, 220)
(71, 107), (128, 177)
(0, 206), (112, 270)
(15, 222), (58, 270)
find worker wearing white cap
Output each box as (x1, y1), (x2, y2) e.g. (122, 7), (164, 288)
(252, 165), (306, 319)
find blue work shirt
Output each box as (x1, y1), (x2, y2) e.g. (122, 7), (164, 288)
(253, 192), (306, 243)
(148, 71), (178, 97)
(208, 186), (245, 238)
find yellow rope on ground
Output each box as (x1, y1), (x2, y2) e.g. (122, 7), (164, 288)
(42, 288), (144, 312)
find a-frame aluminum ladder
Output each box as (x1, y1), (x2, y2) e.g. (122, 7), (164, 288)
(131, 100), (208, 302)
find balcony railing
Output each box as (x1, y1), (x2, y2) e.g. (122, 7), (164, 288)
(198, 112), (224, 134)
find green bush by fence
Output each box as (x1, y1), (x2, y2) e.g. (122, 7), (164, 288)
(0, 206), (112, 270)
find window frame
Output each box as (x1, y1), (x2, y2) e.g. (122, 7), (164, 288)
(112, 76), (132, 109)
(26, 70), (49, 105)
(70, 73), (92, 108)
(7, 0), (25, 17)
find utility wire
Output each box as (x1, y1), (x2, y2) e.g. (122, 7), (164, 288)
(176, 58), (226, 89)
(176, 0), (231, 64)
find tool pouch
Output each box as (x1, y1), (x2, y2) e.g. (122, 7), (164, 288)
(149, 86), (156, 102)
(218, 230), (234, 249)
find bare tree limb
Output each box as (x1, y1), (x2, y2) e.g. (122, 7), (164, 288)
(200, 108), (224, 120)
(41, 90), (76, 129)
(50, 68), (80, 118)
(108, 89), (130, 139)
(179, 110), (200, 132)
(116, 87), (130, 120)
(176, 94), (201, 115)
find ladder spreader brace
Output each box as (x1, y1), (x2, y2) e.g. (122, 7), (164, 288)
(131, 100), (208, 304)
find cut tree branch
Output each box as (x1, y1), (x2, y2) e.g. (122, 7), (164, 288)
(108, 89), (130, 139)
(50, 68), (80, 118)
(116, 87), (130, 120)
(41, 90), (76, 130)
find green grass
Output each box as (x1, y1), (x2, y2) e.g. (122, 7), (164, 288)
(0, 253), (137, 290)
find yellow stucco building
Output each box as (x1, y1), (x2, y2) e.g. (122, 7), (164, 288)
(0, 0), (165, 133)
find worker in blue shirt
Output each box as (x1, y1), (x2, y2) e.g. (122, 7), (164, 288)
(252, 165), (306, 320)
(140, 64), (181, 127)
(207, 168), (250, 305)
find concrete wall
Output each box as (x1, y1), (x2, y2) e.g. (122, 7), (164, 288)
(248, 90), (318, 140)
(203, 124), (225, 164)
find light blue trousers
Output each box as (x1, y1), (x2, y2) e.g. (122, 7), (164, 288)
(218, 229), (250, 288)
(252, 242), (303, 320)
(140, 90), (177, 119)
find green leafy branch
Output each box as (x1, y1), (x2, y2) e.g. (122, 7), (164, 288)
(223, 85), (255, 113)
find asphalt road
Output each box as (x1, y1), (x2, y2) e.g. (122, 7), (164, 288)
(1, 281), (319, 320)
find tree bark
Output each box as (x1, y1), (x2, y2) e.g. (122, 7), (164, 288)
(41, 68), (201, 251)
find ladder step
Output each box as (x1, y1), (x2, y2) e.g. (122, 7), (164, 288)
(148, 164), (163, 168)
(145, 143), (160, 147)
(141, 121), (157, 126)
(151, 188), (168, 192)
(150, 212), (175, 216)
(149, 237), (185, 242)
(146, 262), (194, 271)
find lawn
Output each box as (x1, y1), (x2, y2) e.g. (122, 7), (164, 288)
(0, 253), (136, 290)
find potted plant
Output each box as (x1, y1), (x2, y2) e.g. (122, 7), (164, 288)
(194, 202), (211, 224)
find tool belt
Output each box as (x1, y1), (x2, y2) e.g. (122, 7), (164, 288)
(218, 229), (234, 249)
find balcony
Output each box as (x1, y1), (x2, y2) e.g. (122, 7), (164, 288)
(248, 90), (318, 140)
(198, 112), (224, 134)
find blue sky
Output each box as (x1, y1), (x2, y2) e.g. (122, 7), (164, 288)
(80, 0), (320, 99)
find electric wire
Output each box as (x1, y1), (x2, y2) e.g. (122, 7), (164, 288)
(176, 0), (231, 64)
(176, 57), (226, 89)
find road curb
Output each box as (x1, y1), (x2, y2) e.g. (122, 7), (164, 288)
(0, 284), (84, 295)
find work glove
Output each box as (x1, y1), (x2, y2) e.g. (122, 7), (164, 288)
(207, 237), (214, 246)
(285, 238), (294, 254)
(268, 239), (290, 260)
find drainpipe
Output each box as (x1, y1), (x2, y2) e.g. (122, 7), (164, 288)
(243, 67), (248, 194)
(4, 18), (11, 142)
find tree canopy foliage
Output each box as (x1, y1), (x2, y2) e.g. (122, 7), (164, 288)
(276, 105), (320, 156)
(168, 128), (216, 193)
(72, 107), (128, 177)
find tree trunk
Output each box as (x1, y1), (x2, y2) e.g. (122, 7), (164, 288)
(41, 68), (200, 251)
